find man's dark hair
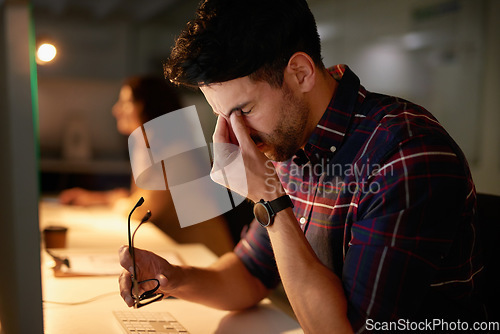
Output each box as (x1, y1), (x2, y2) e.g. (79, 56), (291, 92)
(164, 0), (324, 88)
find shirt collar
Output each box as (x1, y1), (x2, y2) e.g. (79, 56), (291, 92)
(295, 64), (365, 165)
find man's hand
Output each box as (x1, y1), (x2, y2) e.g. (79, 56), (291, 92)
(210, 111), (285, 202)
(118, 245), (180, 307)
(118, 247), (269, 310)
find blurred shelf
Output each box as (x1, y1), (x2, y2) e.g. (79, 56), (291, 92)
(40, 158), (131, 175)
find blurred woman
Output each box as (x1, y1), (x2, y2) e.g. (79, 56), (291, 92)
(59, 75), (235, 255)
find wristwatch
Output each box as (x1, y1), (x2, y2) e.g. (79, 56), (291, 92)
(253, 195), (294, 227)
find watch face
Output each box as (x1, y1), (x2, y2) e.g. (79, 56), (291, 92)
(253, 202), (271, 227)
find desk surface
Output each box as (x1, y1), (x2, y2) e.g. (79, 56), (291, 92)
(39, 200), (303, 333)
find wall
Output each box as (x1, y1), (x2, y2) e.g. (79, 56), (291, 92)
(472, 0), (500, 196)
(35, 15), (133, 159)
(37, 77), (125, 158)
(309, 0), (499, 195)
(34, 2), (214, 164)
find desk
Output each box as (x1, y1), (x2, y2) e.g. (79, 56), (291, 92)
(39, 200), (303, 333)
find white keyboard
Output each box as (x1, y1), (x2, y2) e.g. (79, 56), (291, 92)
(113, 310), (189, 333)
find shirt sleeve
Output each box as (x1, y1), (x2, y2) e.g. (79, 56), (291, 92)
(343, 133), (479, 331)
(234, 219), (281, 289)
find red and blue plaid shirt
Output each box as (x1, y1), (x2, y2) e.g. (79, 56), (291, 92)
(234, 65), (485, 331)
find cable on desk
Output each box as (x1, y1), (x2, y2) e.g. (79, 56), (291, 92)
(43, 291), (117, 305)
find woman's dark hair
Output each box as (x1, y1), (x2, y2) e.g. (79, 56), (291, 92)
(164, 0), (324, 88)
(124, 75), (182, 124)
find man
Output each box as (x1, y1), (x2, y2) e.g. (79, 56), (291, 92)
(119, 0), (485, 332)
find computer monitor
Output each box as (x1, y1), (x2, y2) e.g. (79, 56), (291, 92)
(0, 2), (44, 333)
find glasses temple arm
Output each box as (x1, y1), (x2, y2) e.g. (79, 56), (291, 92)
(129, 209), (152, 280)
(128, 197), (145, 278)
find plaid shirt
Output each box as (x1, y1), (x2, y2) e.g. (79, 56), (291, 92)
(234, 65), (485, 331)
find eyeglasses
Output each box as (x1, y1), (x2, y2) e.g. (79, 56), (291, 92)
(128, 197), (164, 308)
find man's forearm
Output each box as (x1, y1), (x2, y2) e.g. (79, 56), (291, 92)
(170, 252), (269, 310)
(267, 208), (353, 333)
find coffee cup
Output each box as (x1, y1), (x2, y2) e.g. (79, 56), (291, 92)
(43, 225), (68, 248)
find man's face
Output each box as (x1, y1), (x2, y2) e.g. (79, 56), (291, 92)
(201, 76), (310, 162)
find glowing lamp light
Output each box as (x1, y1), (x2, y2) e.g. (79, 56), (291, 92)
(36, 43), (57, 63)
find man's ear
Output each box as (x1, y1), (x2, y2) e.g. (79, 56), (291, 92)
(284, 52), (316, 93)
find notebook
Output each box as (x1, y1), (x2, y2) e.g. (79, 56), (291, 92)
(114, 310), (189, 333)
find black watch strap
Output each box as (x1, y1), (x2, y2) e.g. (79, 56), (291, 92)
(268, 194), (294, 216)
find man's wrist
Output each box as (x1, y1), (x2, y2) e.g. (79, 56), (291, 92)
(254, 194), (294, 227)
(165, 264), (189, 297)
(258, 177), (286, 202)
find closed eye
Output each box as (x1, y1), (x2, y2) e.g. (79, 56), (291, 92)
(240, 108), (252, 115)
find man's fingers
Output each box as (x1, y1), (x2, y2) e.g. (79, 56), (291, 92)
(118, 246), (134, 307)
(229, 110), (253, 149)
(213, 114), (239, 146)
(119, 245), (132, 269)
(227, 116), (238, 145)
(213, 114), (229, 144)
(157, 274), (169, 288)
(119, 270), (134, 307)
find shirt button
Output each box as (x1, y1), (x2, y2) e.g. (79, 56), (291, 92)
(330, 146), (337, 153)
(299, 217), (307, 224)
